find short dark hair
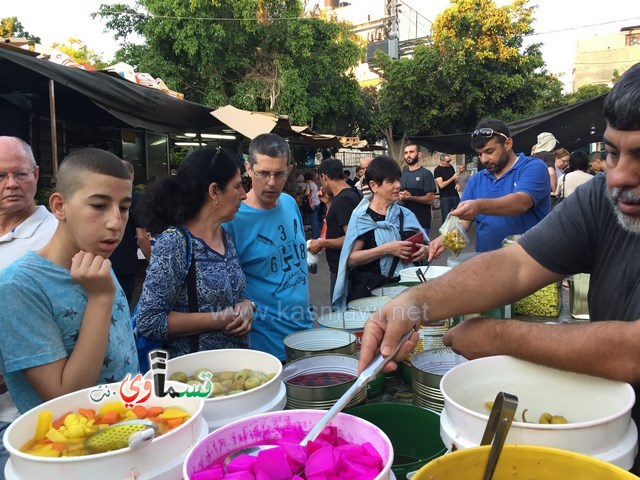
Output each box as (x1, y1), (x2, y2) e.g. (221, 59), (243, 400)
(317, 159), (345, 180)
(248, 133), (291, 166)
(365, 155), (401, 187)
(138, 148), (240, 235)
(57, 148), (130, 197)
(470, 118), (511, 149)
(404, 142), (420, 152)
(589, 151), (607, 162)
(603, 62), (640, 131)
(303, 171), (314, 182)
(569, 150), (589, 172)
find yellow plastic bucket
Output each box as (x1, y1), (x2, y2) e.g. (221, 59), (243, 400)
(412, 445), (638, 479)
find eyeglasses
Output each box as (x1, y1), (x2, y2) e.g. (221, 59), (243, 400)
(471, 128), (509, 141)
(0, 169), (34, 184)
(251, 167), (289, 181)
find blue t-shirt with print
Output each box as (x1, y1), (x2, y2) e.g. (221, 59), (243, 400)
(462, 154), (550, 252)
(224, 193), (313, 360)
(0, 252), (139, 413)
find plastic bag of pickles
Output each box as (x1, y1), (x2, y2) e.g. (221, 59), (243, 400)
(439, 214), (469, 256)
(502, 235), (561, 317)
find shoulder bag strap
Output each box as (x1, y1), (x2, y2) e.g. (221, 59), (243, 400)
(176, 226), (200, 353)
(561, 174), (566, 198)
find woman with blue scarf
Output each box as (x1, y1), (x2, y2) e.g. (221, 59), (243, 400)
(332, 156), (428, 310)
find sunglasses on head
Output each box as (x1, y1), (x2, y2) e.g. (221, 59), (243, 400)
(471, 128), (509, 141)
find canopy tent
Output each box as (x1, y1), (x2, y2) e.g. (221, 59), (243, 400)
(211, 104), (368, 149)
(410, 94), (608, 155)
(0, 46), (225, 134)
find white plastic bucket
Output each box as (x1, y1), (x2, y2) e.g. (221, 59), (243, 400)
(439, 355), (637, 469)
(3, 381), (206, 480)
(399, 266), (450, 283)
(143, 349), (285, 432)
(183, 409), (394, 480)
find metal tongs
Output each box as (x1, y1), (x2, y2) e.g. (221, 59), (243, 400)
(480, 392), (518, 480)
(416, 266), (427, 283)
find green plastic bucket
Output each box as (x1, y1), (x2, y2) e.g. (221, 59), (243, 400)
(345, 403), (446, 479)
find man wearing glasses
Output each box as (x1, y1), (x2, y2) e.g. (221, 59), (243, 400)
(430, 119), (550, 254)
(0, 136), (57, 471)
(225, 133), (313, 361)
(0, 136), (57, 271)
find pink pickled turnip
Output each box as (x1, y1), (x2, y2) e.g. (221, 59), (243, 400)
(278, 441), (308, 470)
(305, 445), (335, 478)
(226, 454), (257, 473)
(191, 466), (224, 480)
(221, 471), (254, 480)
(254, 446), (293, 479)
(338, 456), (373, 478)
(353, 469), (380, 480)
(361, 442), (383, 467)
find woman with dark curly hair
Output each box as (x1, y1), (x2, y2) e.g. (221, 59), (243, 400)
(135, 148), (254, 359)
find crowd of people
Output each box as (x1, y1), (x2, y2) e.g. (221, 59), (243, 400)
(0, 60), (639, 473)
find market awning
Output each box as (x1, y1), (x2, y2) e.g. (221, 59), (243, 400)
(211, 104), (362, 149)
(410, 94), (608, 154)
(0, 46), (224, 133)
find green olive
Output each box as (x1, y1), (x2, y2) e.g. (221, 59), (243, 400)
(169, 371), (189, 383)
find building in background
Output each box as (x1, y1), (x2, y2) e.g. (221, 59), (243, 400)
(573, 25), (640, 91)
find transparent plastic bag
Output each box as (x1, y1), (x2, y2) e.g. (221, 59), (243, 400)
(439, 214), (469, 256)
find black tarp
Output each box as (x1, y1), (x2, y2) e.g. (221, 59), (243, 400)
(0, 47), (224, 133)
(410, 94), (608, 155)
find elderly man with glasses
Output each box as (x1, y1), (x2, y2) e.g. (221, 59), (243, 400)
(0, 136), (57, 472)
(224, 133), (313, 361)
(429, 119), (550, 254)
(0, 136), (57, 271)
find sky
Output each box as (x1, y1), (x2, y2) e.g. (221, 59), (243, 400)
(3, 0), (640, 92)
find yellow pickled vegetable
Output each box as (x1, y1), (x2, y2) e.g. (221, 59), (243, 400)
(34, 410), (53, 441)
(158, 407), (190, 420)
(98, 401), (127, 417)
(45, 427), (69, 443)
(28, 444), (61, 457)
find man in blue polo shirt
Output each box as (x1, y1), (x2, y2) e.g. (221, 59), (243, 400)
(431, 119), (550, 253)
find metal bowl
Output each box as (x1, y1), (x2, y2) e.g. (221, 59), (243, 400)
(412, 348), (468, 412)
(282, 354), (365, 409)
(371, 282), (419, 298)
(284, 329), (356, 362)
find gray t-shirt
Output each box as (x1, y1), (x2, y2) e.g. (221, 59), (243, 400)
(519, 173), (640, 428)
(519, 174), (640, 322)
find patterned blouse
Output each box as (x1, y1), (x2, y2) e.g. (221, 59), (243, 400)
(135, 226), (248, 359)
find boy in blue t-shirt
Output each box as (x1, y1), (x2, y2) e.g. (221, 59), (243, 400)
(0, 148), (139, 413)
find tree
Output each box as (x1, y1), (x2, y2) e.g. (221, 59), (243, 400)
(51, 38), (110, 69)
(373, 0), (566, 144)
(95, 0), (363, 131)
(0, 17), (41, 44)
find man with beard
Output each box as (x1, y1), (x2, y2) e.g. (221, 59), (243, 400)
(430, 119), (550, 253)
(399, 143), (436, 237)
(358, 64), (640, 470)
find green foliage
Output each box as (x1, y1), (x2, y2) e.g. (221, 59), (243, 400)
(568, 84), (610, 103)
(0, 17), (41, 44)
(370, 0), (567, 140)
(95, 0), (363, 130)
(51, 38), (110, 69)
